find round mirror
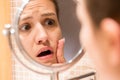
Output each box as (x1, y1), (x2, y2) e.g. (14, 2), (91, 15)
(9, 0), (84, 77)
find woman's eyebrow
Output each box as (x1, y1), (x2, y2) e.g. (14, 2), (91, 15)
(20, 14), (33, 21)
(41, 12), (56, 17)
(20, 12), (55, 20)
(22, 16), (33, 21)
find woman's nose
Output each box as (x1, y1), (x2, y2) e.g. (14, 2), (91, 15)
(35, 24), (48, 44)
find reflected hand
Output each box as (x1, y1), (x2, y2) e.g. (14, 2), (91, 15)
(56, 38), (66, 63)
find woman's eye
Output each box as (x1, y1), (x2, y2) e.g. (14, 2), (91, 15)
(19, 24), (31, 31)
(44, 19), (56, 26)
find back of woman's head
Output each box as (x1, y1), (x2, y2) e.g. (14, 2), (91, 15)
(85, 0), (120, 26)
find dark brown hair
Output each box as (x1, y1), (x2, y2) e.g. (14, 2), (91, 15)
(85, 0), (120, 26)
(51, 0), (59, 18)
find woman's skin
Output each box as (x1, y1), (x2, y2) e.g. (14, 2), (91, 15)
(19, 0), (65, 66)
(76, 0), (120, 80)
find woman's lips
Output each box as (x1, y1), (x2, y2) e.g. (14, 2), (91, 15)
(36, 46), (54, 60)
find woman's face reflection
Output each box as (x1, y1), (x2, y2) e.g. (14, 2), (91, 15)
(18, 0), (62, 66)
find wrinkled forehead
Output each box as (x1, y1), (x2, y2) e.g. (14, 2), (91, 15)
(22, 0), (56, 14)
(19, 0), (57, 22)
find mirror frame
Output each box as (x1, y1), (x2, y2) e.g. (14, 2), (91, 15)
(9, 0), (84, 74)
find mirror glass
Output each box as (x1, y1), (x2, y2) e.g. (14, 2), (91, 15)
(15, 0), (82, 67)
(10, 0), (86, 75)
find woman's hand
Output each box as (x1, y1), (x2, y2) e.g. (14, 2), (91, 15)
(56, 38), (66, 63)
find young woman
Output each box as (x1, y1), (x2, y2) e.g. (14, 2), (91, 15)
(76, 0), (120, 80)
(18, 0), (65, 66)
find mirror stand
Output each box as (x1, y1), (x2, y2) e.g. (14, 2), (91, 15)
(50, 71), (58, 80)
(3, 0), (85, 79)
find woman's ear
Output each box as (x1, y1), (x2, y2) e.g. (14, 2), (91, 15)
(100, 18), (120, 64)
(100, 18), (120, 32)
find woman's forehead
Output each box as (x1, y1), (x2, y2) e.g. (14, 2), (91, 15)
(21, 0), (56, 15)
(25, 0), (54, 9)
